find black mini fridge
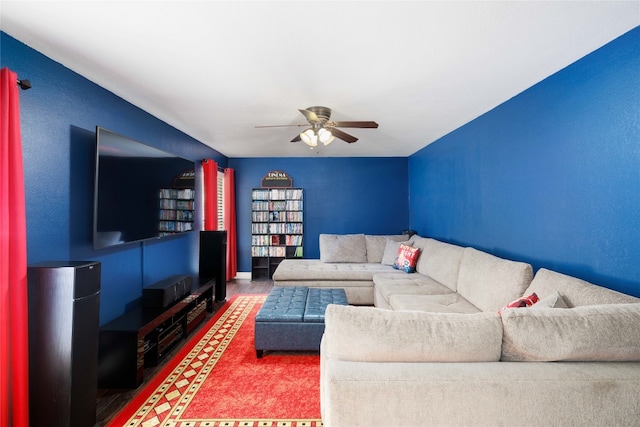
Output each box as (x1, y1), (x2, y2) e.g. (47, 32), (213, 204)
(28, 261), (101, 427)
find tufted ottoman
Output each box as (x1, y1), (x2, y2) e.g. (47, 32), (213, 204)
(255, 286), (348, 357)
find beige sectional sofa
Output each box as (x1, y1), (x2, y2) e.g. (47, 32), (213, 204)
(273, 233), (410, 305)
(273, 233), (640, 426)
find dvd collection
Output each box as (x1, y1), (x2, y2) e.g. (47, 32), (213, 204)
(251, 187), (303, 259)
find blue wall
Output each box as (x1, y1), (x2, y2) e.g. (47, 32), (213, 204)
(409, 27), (640, 297)
(1, 32), (228, 323)
(4, 21), (639, 330)
(1, 32), (409, 323)
(229, 157), (410, 272)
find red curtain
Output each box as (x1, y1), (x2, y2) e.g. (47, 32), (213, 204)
(201, 159), (218, 231)
(223, 168), (237, 280)
(0, 68), (30, 426)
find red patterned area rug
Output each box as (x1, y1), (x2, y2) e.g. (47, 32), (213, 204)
(107, 295), (322, 427)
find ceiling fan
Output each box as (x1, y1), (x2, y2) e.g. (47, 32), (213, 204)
(256, 106), (378, 147)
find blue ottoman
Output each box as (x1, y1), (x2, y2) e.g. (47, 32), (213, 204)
(255, 287), (348, 357)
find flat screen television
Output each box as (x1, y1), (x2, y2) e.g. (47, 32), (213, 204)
(93, 127), (196, 250)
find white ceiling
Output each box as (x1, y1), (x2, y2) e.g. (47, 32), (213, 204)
(2, 1), (638, 158)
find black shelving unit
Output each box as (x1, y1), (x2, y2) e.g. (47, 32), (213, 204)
(251, 188), (303, 280)
(158, 188), (195, 236)
(97, 278), (213, 389)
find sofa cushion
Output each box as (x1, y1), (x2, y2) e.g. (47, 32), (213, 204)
(525, 268), (640, 307)
(457, 247), (533, 312)
(320, 233), (367, 263)
(365, 235), (407, 263)
(373, 273), (454, 309)
(389, 293), (481, 314)
(273, 259), (397, 282)
(381, 239), (412, 265)
(408, 234), (429, 248)
(324, 304), (502, 362)
(501, 303), (640, 362)
(392, 244), (420, 273)
(415, 238), (465, 292)
(532, 291), (568, 309)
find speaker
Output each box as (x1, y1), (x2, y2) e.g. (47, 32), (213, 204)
(142, 275), (192, 308)
(28, 261), (101, 427)
(199, 230), (227, 302)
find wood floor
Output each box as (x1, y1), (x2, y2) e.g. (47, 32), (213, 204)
(95, 279), (273, 426)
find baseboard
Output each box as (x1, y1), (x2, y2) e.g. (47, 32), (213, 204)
(234, 272), (251, 280)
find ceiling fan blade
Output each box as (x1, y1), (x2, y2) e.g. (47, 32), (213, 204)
(330, 128), (358, 143)
(331, 121), (379, 128)
(255, 124), (306, 128)
(290, 134), (302, 143)
(298, 109), (320, 123)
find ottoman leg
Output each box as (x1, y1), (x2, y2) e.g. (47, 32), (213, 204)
(256, 349), (264, 358)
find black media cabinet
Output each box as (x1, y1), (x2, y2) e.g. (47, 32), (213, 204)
(98, 276), (214, 389)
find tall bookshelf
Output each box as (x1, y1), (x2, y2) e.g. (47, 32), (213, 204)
(251, 188), (303, 280)
(158, 188), (195, 236)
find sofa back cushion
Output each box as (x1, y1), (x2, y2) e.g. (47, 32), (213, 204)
(524, 268), (640, 307)
(408, 234), (429, 250)
(415, 238), (465, 291)
(501, 303), (640, 361)
(364, 234), (408, 263)
(324, 304), (503, 362)
(457, 247), (533, 312)
(320, 234), (367, 263)
(380, 239), (413, 265)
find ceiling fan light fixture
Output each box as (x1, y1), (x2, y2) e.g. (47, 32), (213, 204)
(257, 106), (377, 148)
(300, 129), (317, 147)
(318, 128), (334, 145)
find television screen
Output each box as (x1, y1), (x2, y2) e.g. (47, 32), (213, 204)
(93, 127), (196, 250)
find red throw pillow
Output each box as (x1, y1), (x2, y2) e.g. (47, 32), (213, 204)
(498, 293), (539, 315)
(393, 244), (420, 273)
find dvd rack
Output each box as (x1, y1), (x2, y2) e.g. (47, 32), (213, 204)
(159, 188), (195, 235)
(251, 188), (304, 280)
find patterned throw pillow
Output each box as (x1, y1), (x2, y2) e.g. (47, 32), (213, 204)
(498, 293), (539, 315)
(381, 240), (413, 265)
(392, 244), (420, 273)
